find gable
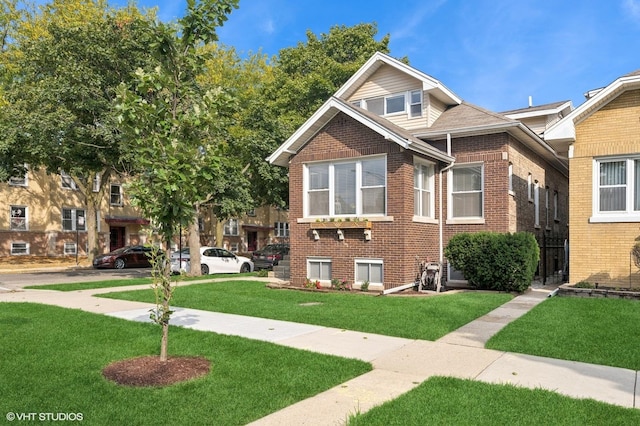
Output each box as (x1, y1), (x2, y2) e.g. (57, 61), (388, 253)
(574, 89), (640, 157)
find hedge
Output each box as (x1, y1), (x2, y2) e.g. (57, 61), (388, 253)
(444, 232), (539, 293)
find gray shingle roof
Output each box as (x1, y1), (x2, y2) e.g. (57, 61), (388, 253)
(425, 101), (516, 133)
(500, 100), (571, 115)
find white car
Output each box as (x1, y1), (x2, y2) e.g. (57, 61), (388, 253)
(171, 247), (254, 275)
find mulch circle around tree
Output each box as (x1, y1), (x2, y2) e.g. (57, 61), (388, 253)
(103, 355), (211, 387)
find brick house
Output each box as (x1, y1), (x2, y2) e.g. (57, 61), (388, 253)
(1, 168), (287, 258)
(545, 70), (640, 288)
(268, 52), (568, 292)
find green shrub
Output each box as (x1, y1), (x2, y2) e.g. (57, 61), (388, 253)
(573, 281), (594, 289)
(445, 232), (539, 293)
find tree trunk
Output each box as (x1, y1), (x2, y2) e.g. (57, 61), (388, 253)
(187, 213), (202, 276)
(160, 321), (169, 362)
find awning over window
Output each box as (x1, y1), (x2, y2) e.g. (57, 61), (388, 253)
(105, 215), (150, 225)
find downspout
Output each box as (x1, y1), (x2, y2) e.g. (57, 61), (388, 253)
(439, 133), (455, 264)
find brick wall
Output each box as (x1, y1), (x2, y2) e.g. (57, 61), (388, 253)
(288, 113), (569, 290)
(570, 89), (640, 287)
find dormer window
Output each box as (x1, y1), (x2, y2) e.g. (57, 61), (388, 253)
(360, 89), (423, 118)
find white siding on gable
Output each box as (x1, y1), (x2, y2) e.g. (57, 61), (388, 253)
(347, 65), (429, 129)
(429, 96), (447, 127)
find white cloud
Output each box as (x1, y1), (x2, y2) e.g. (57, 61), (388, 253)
(623, 0), (640, 21)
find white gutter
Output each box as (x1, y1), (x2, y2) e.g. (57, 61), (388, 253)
(439, 133), (455, 264)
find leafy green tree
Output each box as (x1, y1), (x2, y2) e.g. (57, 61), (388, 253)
(0, 0), (156, 260)
(115, 0), (241, 361)
(239, 23), (393, 208)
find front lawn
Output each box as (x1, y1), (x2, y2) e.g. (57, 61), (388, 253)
(100, 281), (513, 340)
(0, 303), (371, 425)
(347, 376), (640, 425)
(486, 297), (640, 370)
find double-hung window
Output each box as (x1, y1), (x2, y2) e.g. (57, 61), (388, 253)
(449, 164), (483, 220)
(61, 171), (77, 190)
(62, 208), (86, 231)
(9, 166), (28, 187)
(274, 222), (289, 237)
(414, 160), (434, 219)
(224, 219), (239, 236)
(110, 184), (123, 206)
(593, 158), (640, 221)
(10, 206), (27, 230)
(305, 156), (386, 218)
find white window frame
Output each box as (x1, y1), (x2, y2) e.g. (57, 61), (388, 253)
(447, 163), (484, 224)
(545, 187), (550, 229)
(354, 258), (384, 288)
(223, 218), (239, 236)
(303, 156), (387, 218)
(363, 90), (423, 119)
(92, 173), (101, 192)
(274, 222), (289, 238)
(527, 173), (533, 201)
(307, 257), (332, 283)
(508, 163), (514, 195)
(60, 171), (77, 190)
(64, 242), (77, 255)
(591, 157), (640, 222)
(8, 166), (28, 187)
(554, 191), (559, 221)
(413, 158), (435, 221)
(11, 242), (29, 255)
(62, 208), (86, 232)
(534, 181), (540, 228)
(230, 242), (239, 252)
(10, 205), (28, 231)
(409, 90), (423, 118)
(110, 184), (123, 206)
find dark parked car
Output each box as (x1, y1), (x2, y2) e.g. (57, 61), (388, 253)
(251, 243), (290, 270)
(92, 245), (158, 269)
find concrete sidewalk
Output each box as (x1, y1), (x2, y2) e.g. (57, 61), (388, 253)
(0, 280), (637, 425)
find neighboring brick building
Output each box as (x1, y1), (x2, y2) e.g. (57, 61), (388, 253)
(269, 52), (568, 292)
(545, 70), (640, 288)
(1, 168), (287, 259)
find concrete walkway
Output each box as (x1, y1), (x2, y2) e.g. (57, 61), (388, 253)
(0, 280), (637, 425)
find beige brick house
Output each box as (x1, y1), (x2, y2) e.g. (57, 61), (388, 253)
(545, 70), (640, 288)
(1, 169), (287, 259)
(0, 169), (149, 257)
(269, 52), (568, 292)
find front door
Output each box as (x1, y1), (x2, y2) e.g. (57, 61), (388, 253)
(247, 231), (257, 252)
(110, 227), (126, 252)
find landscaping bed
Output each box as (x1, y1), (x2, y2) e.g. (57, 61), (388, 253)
(558, 283), (640, 300)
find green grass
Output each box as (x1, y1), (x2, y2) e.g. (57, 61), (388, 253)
(0, 302), (371, 425)
(347, 376), (640, 425)
(100, 281), (513, 340)
(486, 297), (640, 370)
(24, 272), (257, 291)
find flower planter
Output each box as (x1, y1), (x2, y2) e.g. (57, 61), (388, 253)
(309, 221), (372, 229)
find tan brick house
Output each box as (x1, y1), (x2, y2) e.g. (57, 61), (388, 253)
(269, 52), (568, 292)
(1, 168), (286, 259)
(545, 70), (640, 288)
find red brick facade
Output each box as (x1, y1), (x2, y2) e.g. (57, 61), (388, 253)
(288, 113), (569, 291)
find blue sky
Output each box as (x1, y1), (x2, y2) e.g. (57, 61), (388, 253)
(110, 1), (640, 112)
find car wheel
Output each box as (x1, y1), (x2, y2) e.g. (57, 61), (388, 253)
(240, 263), (251, 273)
(114, 258), (125, 269)
(201, 264), (209, 275)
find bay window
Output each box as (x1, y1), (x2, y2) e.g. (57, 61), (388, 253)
(305, 156), (386, 217)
